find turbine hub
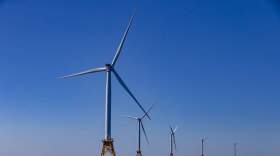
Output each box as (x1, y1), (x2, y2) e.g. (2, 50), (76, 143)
(105, 64), (112, 71)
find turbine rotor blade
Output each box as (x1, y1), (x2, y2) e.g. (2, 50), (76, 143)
(125, 115), (138, 120)
(173, 134), (177, 150)
(140, 121), (150, 144)
(112, 69), (151, 120)
(170, 126), (174, 133)
(111, 11), (136, 67)
(59, 67), (106, 78)
(173, 126), (178, 133)
(141, 104), (154, 119)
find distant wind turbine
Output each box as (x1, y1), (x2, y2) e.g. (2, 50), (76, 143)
(126, 105), (153, 156)
(59, 11), (149, 156)
(169, 126), (178, 156)
(234, 143), (238, 156)
(201, 137), (207, 156)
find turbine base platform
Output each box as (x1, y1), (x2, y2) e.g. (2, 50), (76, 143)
(136, 150), (142, 156)
(100, 139), (116, 156)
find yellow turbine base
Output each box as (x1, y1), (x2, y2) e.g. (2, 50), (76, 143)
(100, 139), (116, 156)
(136, 150), (142, 156)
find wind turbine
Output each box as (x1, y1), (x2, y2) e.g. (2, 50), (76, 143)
(126, 105), (153, 156)
(169, 126), (178, 156)
(234, 143), (238, 156)
(201, 137), (207, 156)
(59, 11), (150, 156)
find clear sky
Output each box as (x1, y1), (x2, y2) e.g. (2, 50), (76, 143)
(0, 0), (280, 156)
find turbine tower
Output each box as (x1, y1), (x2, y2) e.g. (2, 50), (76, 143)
(234, 143), (238, 156)
(60, 11), (150, 156)
(126, 105), (153, 156)
(201, 137), (207, 156)
(169, 126), (178, 156)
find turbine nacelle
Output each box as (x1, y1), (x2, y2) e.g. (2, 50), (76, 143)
(105, 64), (112, 71)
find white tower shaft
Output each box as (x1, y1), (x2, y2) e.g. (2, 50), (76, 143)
(105, 65), (112, 139)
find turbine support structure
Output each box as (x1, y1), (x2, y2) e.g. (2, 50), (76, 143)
(136, 119), (142, 156)
(105, 64), (112, 140)
(201, 138), (207, 156)
(100, 139), (116, 156)
(170, 134), (173, 156)
(234, 143), (237, 156)
(136, 150), (142, 156)
(101, 64), (116, 156)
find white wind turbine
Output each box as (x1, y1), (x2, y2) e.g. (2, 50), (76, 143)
(126, 105), (153, 156)
(59, 11), (150, 156)
(201, 137), (207, 156)
(169, 126), (178, 156)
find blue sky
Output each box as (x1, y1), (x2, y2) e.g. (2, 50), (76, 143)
(0, 0), (280, 156)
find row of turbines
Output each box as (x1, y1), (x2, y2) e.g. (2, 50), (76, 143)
(201, 138), (239, 156)
(59, 10), (238, 156)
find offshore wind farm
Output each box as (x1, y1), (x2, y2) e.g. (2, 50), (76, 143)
(59, 12), (148, 156)
(60, 11), (178, 156)
(0, 1), (280, 156)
